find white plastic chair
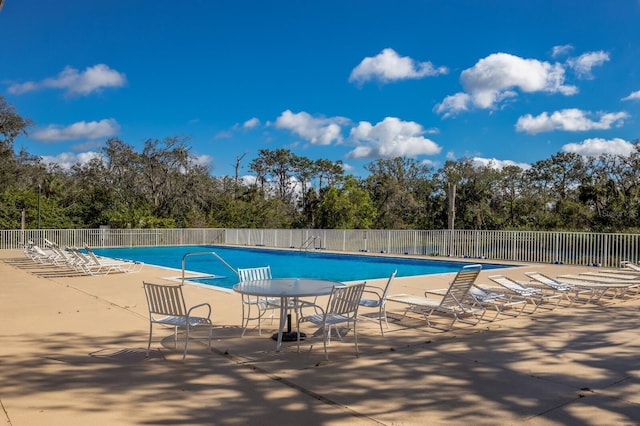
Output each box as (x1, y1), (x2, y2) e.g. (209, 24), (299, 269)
(296, 282), (366, 360)
(359, 270), (397, 335)
(143, 282), (213, 360)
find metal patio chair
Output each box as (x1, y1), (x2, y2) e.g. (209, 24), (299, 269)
(143, 282), (213, 360)
(359, 269), (397, 335)
(296, 282), (367, 360)
(237, 266), (279, 336)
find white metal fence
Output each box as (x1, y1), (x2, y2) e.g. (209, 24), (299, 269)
(2, 228), (639, 268)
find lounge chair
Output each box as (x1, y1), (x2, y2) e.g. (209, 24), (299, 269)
(25, 244), (58, 264)
(466, 285), (528, 320)
(143, 282), (213, 360)
(296, 282), (366, 360)
(524, 271), (605, 304)
(83, 244), (144, 273)
(387, 264), (486, 331)
(487, 275), (562, 313)
(621, 261), (640, 272)
(65, 247), (119, 275)
(359, 269), (397, 335)
(555, 273), (639, 299)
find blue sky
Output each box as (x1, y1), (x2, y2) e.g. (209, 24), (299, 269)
(2, 0), (640, 177)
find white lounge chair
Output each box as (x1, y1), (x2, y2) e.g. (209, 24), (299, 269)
(83, 245), (144, 273)
(621, 261), (640, 272)
(488, 275), (562, 313)
(555, 273), (639, 299)
(467, 285), (528, 320)
(387, 264), (486, 331)
(359, 269), (397, 335)
(524, 271), (607, 304)
(296, 282), (366, 360)
(143, 282), (213, 360)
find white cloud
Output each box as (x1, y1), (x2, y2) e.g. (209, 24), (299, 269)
(243, 117), (260, 129)
(241, 175), (257, 186)
(435, 52), (577, 116)
(622, 90), (640, 101)
(347, 117), (441, 159)
(567, 50), (609, 79)
(562, 138), (636, 156)
(275, 110), (348, 145)
(41, 151), (103, 170)
(32, 119), (120, 142)
(193, 154), (213, 167)
(214, 130), (233, 140)
(472, 157), (531, 170)
(8, 64), (126, 96)
(551, 44), (573, 58)
(341, 162), (354, 172)
(515, 109), (629, 134)
(434, 93), (471, 117)
(349, 48), (447, 84)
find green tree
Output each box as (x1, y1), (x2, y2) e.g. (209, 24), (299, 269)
(316, 176), (376, 228)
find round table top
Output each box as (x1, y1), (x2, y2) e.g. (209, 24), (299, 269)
(233, 277), (344, 297)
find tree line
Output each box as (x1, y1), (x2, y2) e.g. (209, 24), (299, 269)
(1, 95), (640, 232)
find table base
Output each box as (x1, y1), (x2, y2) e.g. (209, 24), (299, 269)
(272, 331), (306, 342)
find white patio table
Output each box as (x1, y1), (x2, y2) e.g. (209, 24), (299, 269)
(233, 278), (345, 351)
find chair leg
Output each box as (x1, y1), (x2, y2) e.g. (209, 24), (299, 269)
(146, 323), (153, 357)
(354, 321), (359, 357)
(208, 324), (213, 352)
(183, 325), (189, 361)
(322, 325), (330, 360)
(379, 306), (387, 336)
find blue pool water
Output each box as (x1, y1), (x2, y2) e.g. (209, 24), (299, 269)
(94, 245), (510, 289)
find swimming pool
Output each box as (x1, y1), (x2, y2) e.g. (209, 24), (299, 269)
(93, 245), (510, 289)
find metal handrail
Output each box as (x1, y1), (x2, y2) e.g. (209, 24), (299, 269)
(181, 251), (237, 285)
(300, 235), (320, 251)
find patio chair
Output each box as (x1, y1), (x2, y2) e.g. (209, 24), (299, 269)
(359, 269), (397, 335)
(387, 264), (486, 331)
(487, 275), (562, 313)
(524, 271), (606, 304)
(296, 282), (367, 360)
(237, 266), (279, 336)
(143, 282), (213, 360)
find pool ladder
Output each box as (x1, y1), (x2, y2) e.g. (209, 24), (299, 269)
(300, 235), (321, 251)
(181, 251), (237, 285)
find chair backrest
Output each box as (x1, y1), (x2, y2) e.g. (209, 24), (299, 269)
(524, 272), (568, 290)
(143, 282), (187, 318)
(380, 269), (398, 301)
(327, 282), (366, 318)
(67, 247), (90, 263)
(488, 275), (538, 296)
(237, 266), (272, 282)
(621, 261), (640, 272)
(440, 264), (482, 307)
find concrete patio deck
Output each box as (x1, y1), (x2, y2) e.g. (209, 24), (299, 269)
(1, 249), (639, 425)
